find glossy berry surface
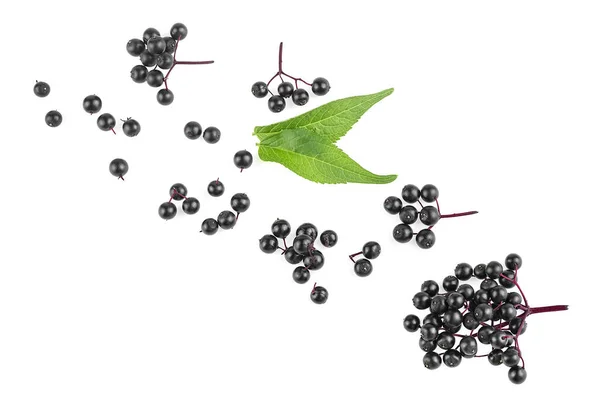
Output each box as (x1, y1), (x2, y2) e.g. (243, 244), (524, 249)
(143, 27), (160, 43)
(122, 118), (141, 137)
(401, 184), (420, 203)
(170, 183), (187, 200)
(33, 81), (50, 97)
(140, 50), (158, 67)
(319, 230), (337, 247)
(200, 218), (219, 235)
(182, 198), (200, 214)
(230, 193), (250, 213)
(158, 202), (177, 220)
(416, 229), (436, 249)
(383, 196), (402, 214)
(277, 82), (294, 98)
(130, 65), (148, 83)
(423, 352), (442, 370)
(403, 314), (420, 332)
(399, 206), (418, 225)
(83, 95), (102, 114)
(311, 77), (330, 95)
(419, 206), (440, 226)
(454, 263), (473, 281)
(233, 150), (253, 169)
(293, 234), (313, 255)
(109, 158), (128, 178)
(362, 241), (381, 259)
(393, 224), (413, 243)
(292, 88), (309, 105)
(508, 366), (527, 384)
(268, 95), (286, 112)
(505, 253), (522, 270)
(126, 38), (145, 56)
(217, 210), (236, 229)
(45, 110), (62, 127)
(284, 248), (304, 265)
(156, 53), (174, 69)
(164, 37), (176, 53)
(170, 23), (188, 40)
(303, 250), (324, 270)
(443, 349), (462, 367)
(271, 219), (291, 238)
(292, 267), (310, 284)
(354, 258), (373, 277)
(296, 223), (318, 241)
(420, 184), (439, 203)
(203, 127), (221, 144)
(97, 113), (116, 131)
(207, 180), (225, 197)
(259, 235), (278, 253)
(310, 286), (328, 304)
(147, 37), (166, 55)
(157, 89), (174, 105)
(184, 121), (202, 140)
(251, 81), (268, 98)
(146, 70), (164, 87)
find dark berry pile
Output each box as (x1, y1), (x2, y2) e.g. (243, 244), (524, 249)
(183, 121), (220, 144)
(385, 184), (478, 249)
(403, 253), (568, 384)
(349, 241), (381, 277)
(251, 42), (330, 113)
(259, 220), (337, 304)
(199, 192), (250, 235)
(126, 23), (214, 105)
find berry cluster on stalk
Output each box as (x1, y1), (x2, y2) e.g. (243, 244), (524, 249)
(403, 253), (568, 384)
(348, 241), (381, 277)
(158, 183), (200, 220)
(385, 184), (478, 249)
(251, 42), (330, 113)
(34, 80), (63, 128)
(259, 220), (337, 304)
(199, 192), (250, 235)
(126, 23), (214, 105)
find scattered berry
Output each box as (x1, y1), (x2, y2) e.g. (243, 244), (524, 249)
(207, 179), (225, 197)
(156, 89), (174, 105)
(97, 113), (116, 133)
(45, 110), (62, 127)
(272, 219), (292, 239)
(311, 77), (330, 96)
(33, 81), (50, 97)
(319, 230), (338, 247)
(130, 65), (148, 83)
(383, 196), (402, 214)
(251, 81), (268, 98)
(158, 202), (177, 220)
(109, 158), (128, 180)
(268, 95), (286, 113)
(354, 259), (373, 277)
(217, 210), (236, 229)
(184, 121), (202, 139)
(362, 241), (381, 259)
(200, 218), (218, 235)
(292, 88), (309, 106)
(293, 266), (310, 284)
(310, 284), (328, 304)
(277, 82), (294, 98)
(83, 95), (102, 114)
(203, 127), (221, 144)
(230, 193), (250, 213)
(122, 118), (141, 137)
(259, 234), (278, 253)
(182, 198), (200, 214)
(126, 38), (145, 56)
(233, 150), (253, 171)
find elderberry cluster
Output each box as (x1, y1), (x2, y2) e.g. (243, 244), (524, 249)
(251, 42), (330, 113)
(384, 184), (478, 249)
(83, 94), (141, 138)
(158, 183), (200, 220)
(126, 23), (214, 105)
(403, 253), (568, 384)
(199, 192), (250, 235)
(259, 220), (337, 304)
(348, 241), (381, 277)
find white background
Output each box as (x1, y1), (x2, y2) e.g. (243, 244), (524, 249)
(0, 0), (597, 402)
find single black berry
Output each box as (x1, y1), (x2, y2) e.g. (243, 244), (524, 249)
(200, 218), (219, 235)
(454, 263), (473, 281)
(499, 270), (516, 288)
(130, 65), (148, 83)
(421, 280), (439, 297)
(488, 349), (504, 366)
(459, 336), (478, 357)
(354, 259), (373, 277)
(293, 267), (310, 284)
(403, 314), (420, 332)
(109, 158), (128, 179)
(170, 183), (187, 200)
(311, 285), (328, 304)
(97, 113), (116, 132)
(508, 318), (527, 335)
(419, 338), (437, 353)
(401, 184), (420, 203)
(251, 81), (268, 98)
(122, 118), (141, 137)
(362, 241), (381, 259)
(303, 250), (324, 270)
(45, 110), (62, 127)
(126, 38), (145, 56)
(164, 37), (176, 53)
(319, 230), (338, 247)
(311, 77), (330, 95)
(207, 179), (225, 197)
(170, 23), (188, 40)
(156, 52), (174, 69)
(147, 37), (166, 55)
(296, 223), (318, 241)
(477, 326), (495, 344)
(473, 263), (487, 279)
(443, 349), (462, 367)
(268, 95), (286, 112)
(184, 121), (202, 140)
(157, 89), (174, 105)
(473, 303), (493, 322)
(203, 127), (221, 144)
(292, 88), (309, 106)
(508, 366), (527, 384)
(419, 206), (440, 226)
(446, 292), (465, 310)
(423, 352), (442, 370)
(429, 295), (447, 315)
(457, 284), (475, 300)
(277, 82), (294, 98)
(140, 50), (158, 67)
(416, 229), (436, 249)
(502, 347), (520, 367)
(436, 332), (455, 350)
(293, 234), (313, 255)
(442, 276), (459, 292)
(83, 95), (102, 114)
(505, 253), (522, 270)
(284, 247), (304, 264)
(259, 235), (278, 253)
(393, 224), (413, 243)
(383, 196), (402, 214)
(217, 210), (236, 229)
(147, 70), (164, 87)
(420, 184), (439, 203)
(486, 261), (503, 279)
(33, 81), (50, 97)
(399, 206), (418, 225)
(182, 197), (200, 214)
(413, 292), (432, 310)
(420, 323), (438, 341)
(230, 193), (250, 213)
(233, 150), (253, 170)
(158, 202), (177, 220)
(271, 219), (291, 238)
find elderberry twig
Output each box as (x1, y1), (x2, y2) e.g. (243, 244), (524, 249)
(162, 36), (214, 91)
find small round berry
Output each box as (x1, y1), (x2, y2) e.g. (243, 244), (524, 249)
(143, 27), (160, 43)
(506, 292), (523, 306)
(146, 70), (164, 87)
(251, 81), (268, 98)
(45, 110), (62, 127)
(399, 206), (418, 225)
(293, 234), (313, 255)
(423, 352), (442, 370)
(97, 113), (116, 131)
(203, 127), (221, 144)
(503, 348), (520, 367)
(416, 229), (436, 249)
(158, 202), (177, 220)
(392, 224), (413, 243)
(147, 37), (166, 55)
(442, 275), (459, 292)
(170, 183), (187, 200)
(184, 121), (202, 140)
(401, 184), (420, 203)
(421, 280), (439, 297)
(140, 50), (158, 67)
(420, 323), (438, 341)
(156, 52), (174, 69)
(170, 23), (188, 40)
(182, 197), (200, 214)
(310, 285), (328, 304)
(420, 184), (439, 203)
(477, 326), (495, 344)
(130, 65), (148, 83)
(259, 235), (278, 253)
(362, 241), (381, 259)
(200, 218), (219, 235)
(234, 150), (253, 170)
(109, 158), (128, 178)
(423, 313), (442, 328)
(490, 331), (512, 350)
(488, 349), (504, 366)
(462, 313), (479, 330)
(508, 318), (527, 335)
(505, 253), (522, 270)
(319, 230), (338, 247)
(508, 366), (527, 384)
(486, 261), (503, 279)
(268, 95), (286, 112)
(284, 248), (304, 265)
(33, 81), (50, 97)
(413, 292), (431, 310)
(473, 303), (493, 322)
(403, 314), (420, 332)
(454, 263), (473, 281)
(499, 270), (516, 288)
(157, 89), (174, 105)
(383, 196), (402, 214)
(126, 38), (145, 56)
(277, 82), (294, 98)
(419, 206), (440, 226)
(419, 338), (437, 353)
(122, 118), (141, 137)
(354, 258), (373, 277)
(207, 179), (225, 197)
(230, 193), (250, 213)
(459, 336), (478, 357)
(217, 210), (236, 229)
(443, 309), (463, 328)
(473, 263), (487, 279)
(303, 250), (325, 270)
(443, 349), (462, 367)
(296, 223), (318, 241)
(457, 284), (475, 300)
(164, 37), (176, 54)
(490, 285), (508, 304)
(474, 289), (489, 304)
(293, 266), (310, 284)
(271, 219), (291, 238)
(311, 77), (330, 95)
(446, 292), (465, 310)
(480, 278), (498, 291)
(292, 88), (309, 106)
(436, 332), (455, 351)
(429, 295), (447, 315)
(83, 95), (102, 114)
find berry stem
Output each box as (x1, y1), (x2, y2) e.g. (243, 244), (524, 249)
(311, 282), (317, 294)
(348, 252), (362, 263)
(162, 36), (214, 91)
(499, 268), (529, 307)
(111, 128), (116, 135)
(118, 176), (125, 181)
(283, 238), (288, 249)
(527, 305), (569, 314)
(439, 211), (479, 219)
(278, 42), (283, 74)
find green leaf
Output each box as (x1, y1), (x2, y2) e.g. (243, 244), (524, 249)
(253, 88), (394, 143)
(258, 129), (397, 184)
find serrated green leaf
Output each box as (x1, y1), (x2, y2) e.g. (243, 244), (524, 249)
(253, 88), (394, 143)
(258, 129), (397, 184)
